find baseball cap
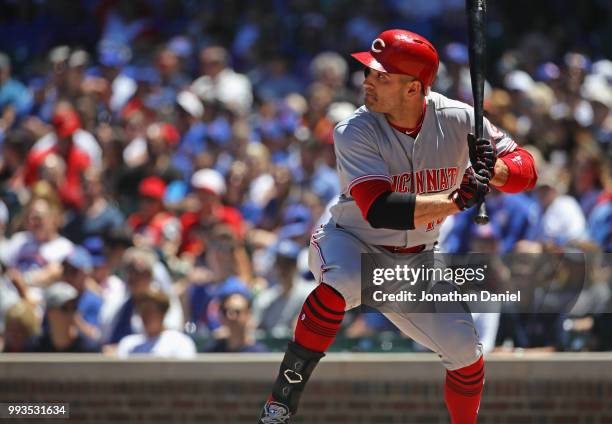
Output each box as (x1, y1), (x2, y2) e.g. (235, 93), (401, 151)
(167, 36), (193, 59)
(191, 168), (226, 196)
(52, 108), (81, 138)
(278, 222), (310, 240)
(444, 42), (469, 65)
(98, 40), (132, 68)
(504, 70), (535, 92)
(273, 238), (302, 260)
(327, 102), (356, 125)
(46, 282), (79, 309)
(125, 65), (160, 85)
(139, 176), (167, 200)
(592, 59), (612, 79)
(82, 236), (106, 267)
(283, 204), (311, 225)
(64, 246), (93, 272)
(535, 62), (560, 82)
(216, 278), (253, 303)
(68, 49), (89, 68)
(177, 90), (204, 119)
(581, 74), (612, 109)
(48, 46), (70, 64)
(564, 52), (591, 71)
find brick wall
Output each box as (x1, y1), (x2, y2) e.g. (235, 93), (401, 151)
(1, 353), (612, 423)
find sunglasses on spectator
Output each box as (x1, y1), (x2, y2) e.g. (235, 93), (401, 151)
(221, 307), (248, 316)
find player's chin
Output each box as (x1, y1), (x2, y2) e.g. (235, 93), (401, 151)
(364, 97), (379, 110)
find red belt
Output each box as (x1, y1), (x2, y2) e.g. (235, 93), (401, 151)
(378, 244), (426, 254)
(335, 223), (425, 254)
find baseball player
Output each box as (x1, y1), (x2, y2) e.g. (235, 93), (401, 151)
(258, 29), (537, 424)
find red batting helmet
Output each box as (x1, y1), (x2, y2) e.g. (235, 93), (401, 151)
(352, 29), (439, 94)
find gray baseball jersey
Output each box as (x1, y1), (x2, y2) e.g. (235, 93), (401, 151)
(330, 91), (516, 248)
(307, 92), (515, 369)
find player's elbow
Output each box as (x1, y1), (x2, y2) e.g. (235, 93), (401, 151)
(497, 148), (538, 193)
(366, 192), (416, 230)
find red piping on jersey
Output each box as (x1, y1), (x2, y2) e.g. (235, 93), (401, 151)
(347, 174), (392, 193)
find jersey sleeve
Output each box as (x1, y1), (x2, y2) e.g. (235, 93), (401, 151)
(333, 122), (391, 195)
(483, 117), (517, 155)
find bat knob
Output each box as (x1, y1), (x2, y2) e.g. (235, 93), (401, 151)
(474, 214), (489, 225)
(473, 201), (489, 225)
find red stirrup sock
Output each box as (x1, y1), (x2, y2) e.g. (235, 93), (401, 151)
(294, 283), (346, 352)
(259, 284), (346, 421)
(445, 356), (485, 424)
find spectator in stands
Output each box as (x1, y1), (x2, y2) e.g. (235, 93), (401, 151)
(205, 290), (267, 353)
(442, 190), (539, 254)
(570, 149), (604, 219)
(1, 301), (41, 353)
(28, 282), (100, 353)
(182, 225), (250, 336)
(23, 102), (91, 209)
(61, 246), (103, 341)
(0, 52), (32, 135)
(191, 46), (253, 116)
(253, 239), (315, 338)
(127, 176), (181, 251)
(180, 168), (243, 260)
(1, 194), (72, 288)
(292, 129), (340, 204)
(116, 288), (196, 358)
(588, 190), (611, 252)
(531, 165), (587, 246)
(83, 236), (126, 302)
(0, 128), (34, 189)
(0, 200), (8, 253)
(102, 247), (183, 345)
(62, 167), (125, 243)
(170, 90), (206, 181)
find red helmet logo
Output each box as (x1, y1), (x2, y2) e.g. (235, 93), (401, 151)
(371, 38), (386, 53)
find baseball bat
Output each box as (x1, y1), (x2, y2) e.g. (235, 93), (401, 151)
(466, 0), (489, 225)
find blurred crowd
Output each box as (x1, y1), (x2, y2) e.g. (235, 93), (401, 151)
(0, 0), (610, 357)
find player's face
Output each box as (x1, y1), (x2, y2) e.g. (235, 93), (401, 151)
(362, 68), (414, 113)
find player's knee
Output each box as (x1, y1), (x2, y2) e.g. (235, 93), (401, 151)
(435, 319), (483, 370)
(320, 272), (360, 310)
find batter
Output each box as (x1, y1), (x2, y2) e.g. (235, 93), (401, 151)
(258, 29), (538, 424)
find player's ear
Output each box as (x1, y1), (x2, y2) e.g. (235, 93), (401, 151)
(403, 78), (421, 98)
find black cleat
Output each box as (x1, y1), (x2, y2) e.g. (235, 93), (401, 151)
(258, 398), (292, 423)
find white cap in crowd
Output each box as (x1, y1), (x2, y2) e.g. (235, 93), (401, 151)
(191, 168), (226, 196)
(177, 90), (204, 119)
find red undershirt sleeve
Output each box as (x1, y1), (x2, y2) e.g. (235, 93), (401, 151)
(350, 179), (392, 220)
(496, 147), (538, 193)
